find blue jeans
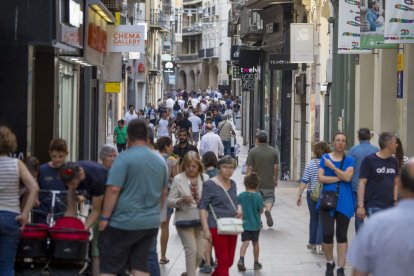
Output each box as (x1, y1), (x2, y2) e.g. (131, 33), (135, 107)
(306, 192), (322, 244)
(222, 140), (231, 156)
(147, 235), (160, 276)
(0, 211), (20, 276)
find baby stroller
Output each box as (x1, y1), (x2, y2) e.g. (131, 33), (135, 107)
(16, 190), (91, 276)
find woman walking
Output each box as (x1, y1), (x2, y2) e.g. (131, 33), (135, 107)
(199, 156), (242, 276)
(168, 151), (208, 276)
(0, 126), (39, 276)
(296, 141), (331, 254)
(318, 133), (355, 276)
(113, 119), (127, 152)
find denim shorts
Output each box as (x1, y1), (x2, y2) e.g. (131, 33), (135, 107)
(0, 211), (21, 276)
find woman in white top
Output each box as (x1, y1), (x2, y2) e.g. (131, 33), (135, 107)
(0, 126), (39, 275)
(168, 151), (209, 276)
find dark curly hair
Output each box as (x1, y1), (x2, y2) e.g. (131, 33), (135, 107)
(313, 141), (331, 158)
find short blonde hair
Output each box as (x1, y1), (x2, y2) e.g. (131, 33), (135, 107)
(181, 151), (204, 175)
(0, 126), (17, 154)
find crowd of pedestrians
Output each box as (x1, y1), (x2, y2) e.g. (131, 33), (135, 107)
(1, 86), (413, 276)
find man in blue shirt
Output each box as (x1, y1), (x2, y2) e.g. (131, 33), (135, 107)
(366, 1), (383, 31)
(348, 128), (378, 232)
(348, 159), (414, 276)
(98, 119), (168, 275)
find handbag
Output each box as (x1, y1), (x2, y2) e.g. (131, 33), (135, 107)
(209, 180), (244, 235)
(310, 160), (323, 202)
(320, 155), (345, 210)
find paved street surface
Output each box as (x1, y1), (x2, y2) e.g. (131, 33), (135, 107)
(155, 129), (356, 276)
(106, 126), (356, 275)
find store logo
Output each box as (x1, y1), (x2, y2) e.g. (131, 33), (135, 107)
(240, 67), (258, 74)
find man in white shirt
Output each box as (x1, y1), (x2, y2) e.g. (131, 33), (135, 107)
(165, 96), (174, 114)
(156, 110), (170, 138)
(178, 97), (185, 109)
(188, 110), (202, 146)
(190, 97), (199, 108)
(199, 124), (224, 158)
(124, 105), (138, 125)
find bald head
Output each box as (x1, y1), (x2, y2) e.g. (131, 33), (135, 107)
(400, 159), (414, 196)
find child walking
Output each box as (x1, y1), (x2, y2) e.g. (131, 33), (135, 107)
(237, 173), (264, 271)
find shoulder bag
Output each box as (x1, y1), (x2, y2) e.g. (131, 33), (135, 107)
(310, 160), (323, 202)
(209, 179), (244, 235)
(319, 155), (345, 210)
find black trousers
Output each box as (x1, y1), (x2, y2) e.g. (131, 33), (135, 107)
(320, 210), (350, 244)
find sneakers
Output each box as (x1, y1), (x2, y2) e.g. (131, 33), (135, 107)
(199, 265), (212, 273)
(314, 244), (324, 254)
(325, 262), (335, 276)
(337, 267), (345, 276)
(237, 259), (246, 272)
(264, 210), (274, 227)
(254, 262), (262, 270)
(306, 244), (315, 250)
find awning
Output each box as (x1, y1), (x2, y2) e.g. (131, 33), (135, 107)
(88, 0), (115, 23)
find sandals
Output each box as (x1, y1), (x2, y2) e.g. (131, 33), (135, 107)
(159, 258), (170, 264)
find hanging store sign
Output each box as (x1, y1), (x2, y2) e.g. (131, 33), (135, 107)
(290, 23), (315, 62)
(107, 24), (147, 53)
(88, 23), (107, 53)
(385, 0), (414, 43)
(360, 0), (397, 48)
(239, 49), (261, 91)
(338, 0), (370, 54)
(231, 46), (242, 61)
(105, 82), (121, 93)
(163, 61), (175, 73)
(269, 54), (298, 70)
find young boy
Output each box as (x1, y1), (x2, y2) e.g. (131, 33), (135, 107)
(237, 173), (264, 271)
(35, 138), (69, 223)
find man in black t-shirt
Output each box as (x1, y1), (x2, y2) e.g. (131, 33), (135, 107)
(173, 128), (199, 164)
(356, 132), (398, 220)
(59, 161), (108, 229)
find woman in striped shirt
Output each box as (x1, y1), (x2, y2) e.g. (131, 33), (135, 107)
(296, 141), (331, 254)
(0, 126), (39, 276)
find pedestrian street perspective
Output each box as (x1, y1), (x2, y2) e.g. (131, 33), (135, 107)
(1, 0), (414, 276)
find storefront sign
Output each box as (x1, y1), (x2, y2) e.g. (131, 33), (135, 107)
(129, 52), (140, 59)
(239, 49), (261, 91)
(62, 25), (83, 49)
(360, 0), (397, 48)
(69, 0), (82, 28)
(105, 82), (121, 93)
(231, 46), (242, 61)
(385, 0), (414, 43)
(269, 54), (298, 70)
(163, 61), (175, 73)
(337, 0), (370, 54)
(290, 23), (315, 62)
(232, 66), (241, 79)
(397, 71), (404, 98)
(107, 24), (147, 53)
(88, 23), (107, 53)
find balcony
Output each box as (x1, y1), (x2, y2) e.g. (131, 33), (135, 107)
(149, 9), (171, 32)
(198, 48), (218, 59)
(240, 10), (263, 43)
(176, 54), (200, 63)
(182, 27), (202, 36)
(102, 0), (124, 12)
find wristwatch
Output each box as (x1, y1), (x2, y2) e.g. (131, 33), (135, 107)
(100, 215), (110, 221)
(357, 205), (364, 209)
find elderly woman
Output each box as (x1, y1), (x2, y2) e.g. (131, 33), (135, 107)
(318, 132), (354, 276)
(99, 144), (118, 169)
(199, 156), (242, 276)
(0, 126), (39, 275)
(168, 151), (208, 276)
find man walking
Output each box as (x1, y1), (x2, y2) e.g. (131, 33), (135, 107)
(348, 159), (414, 276)
(188, 110), (202, 146)
(156, 110), (170, 139)
(246, 130), (279, 227)
(356, 132), (399, 220)
(124, 105), (138, 125)
(348, 128), (378, 231)
(173, 128), (199, 164)
(199, 123), (224, 158)
(217, 115), (235, 156)
(99, 119), (168, 276)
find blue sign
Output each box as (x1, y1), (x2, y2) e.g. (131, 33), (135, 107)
(397, 71), (403, 99)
